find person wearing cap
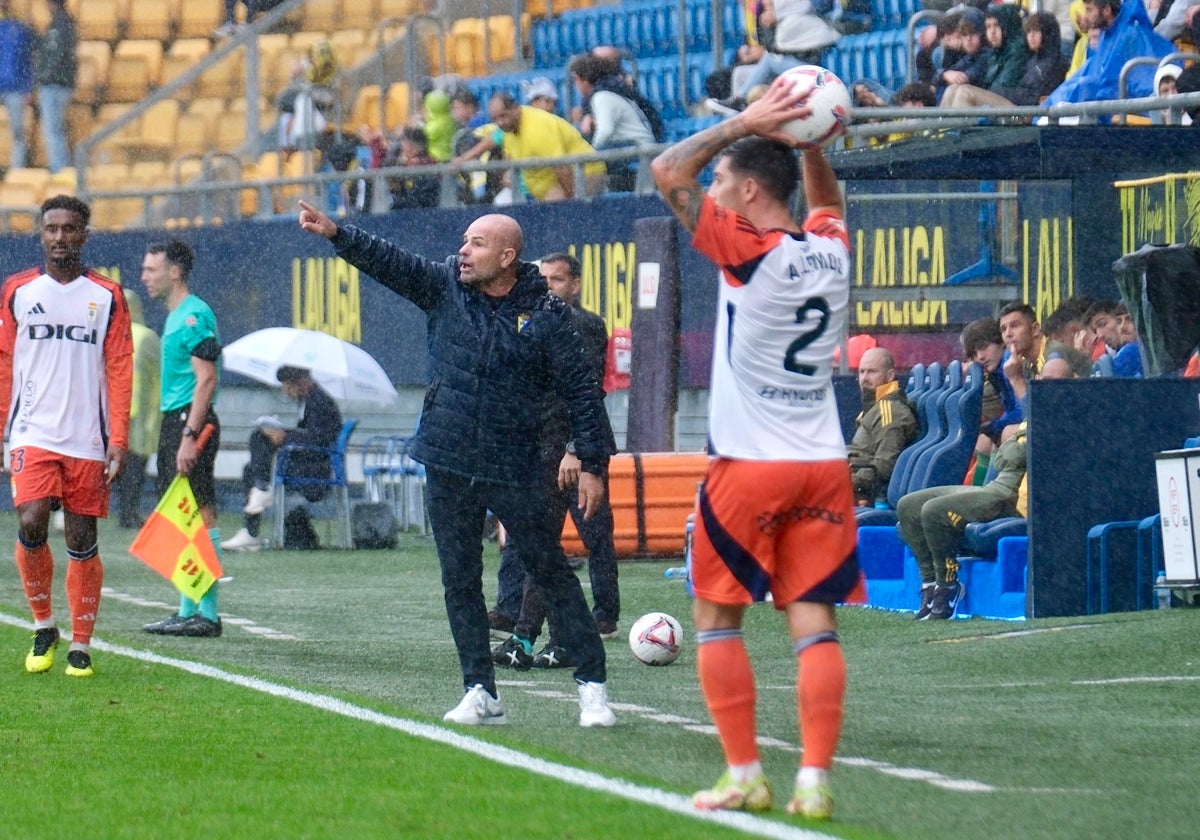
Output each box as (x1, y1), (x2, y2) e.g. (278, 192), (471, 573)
(487, 91), (607, 202)
(521, 76), (560, 113)
(221, 366), (342, 552)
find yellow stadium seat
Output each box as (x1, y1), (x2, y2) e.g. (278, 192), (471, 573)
(129, 159), (169, 188)
(66, 103), (92, 149)
(124, 0), (174, 40)
(385, 83), (410, 129)
(114, 39), (164, 83)
(173, 112), (213, 159)
(92, 103), (140, 163)
(487, 15), (519, 64)
(162, 39), (212, 96)
(329, 28), (368, 59)
(377, 0), (418, 22)
(47, 169), (78, 199)
(76, 0), (121, 42)
(3, 167), (51, 200)
(303, 0), (340, 32)
(186, 96), (228, 120)
(104, 55), (154, 103)
(349, 85), (384, 132)
(116, 99), (180, 162)
(75, 41), (112, 105)
(448, 18), (486, 77)
(176, 0), (225, 39)
(344, 0), (381, 30)
(194, 52), (243, 99)
(0, 183), (41, 234)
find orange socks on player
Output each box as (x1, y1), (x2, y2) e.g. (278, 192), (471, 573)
(65, 546), (104, 646)
(15, 538), (54, 624)
(796, 633), (846, 770)
(696, 629), (759, 766)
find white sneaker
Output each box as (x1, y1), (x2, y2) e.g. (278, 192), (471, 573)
(443, 684), (508, 726)
(244, 486), (273, 515)
(220, 528), (262, 552)
(577, 680), (616, 728)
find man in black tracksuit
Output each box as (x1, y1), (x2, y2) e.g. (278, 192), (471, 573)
(297, 201), (618, 728)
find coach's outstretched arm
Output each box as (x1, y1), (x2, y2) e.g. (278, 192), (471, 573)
(650, 75), (813, 234)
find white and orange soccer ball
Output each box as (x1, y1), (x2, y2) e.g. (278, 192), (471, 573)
(628, 612), (684, 666)
(777, 65), (853, 149)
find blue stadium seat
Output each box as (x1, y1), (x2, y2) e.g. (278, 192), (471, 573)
(909, 361), (983, 492)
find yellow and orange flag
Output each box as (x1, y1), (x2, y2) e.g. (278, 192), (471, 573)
(129, 475), (223, 602)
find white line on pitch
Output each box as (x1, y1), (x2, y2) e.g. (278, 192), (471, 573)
(0, 611), (832, 840)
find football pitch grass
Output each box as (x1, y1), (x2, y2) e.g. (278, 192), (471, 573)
(1, 513), (1199, 840)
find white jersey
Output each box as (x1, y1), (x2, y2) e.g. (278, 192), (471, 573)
(0, 268), (132, 460)
(693, 197), (850, 461)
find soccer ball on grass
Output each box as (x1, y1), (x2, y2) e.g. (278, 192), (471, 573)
(628, 612), (684, 666)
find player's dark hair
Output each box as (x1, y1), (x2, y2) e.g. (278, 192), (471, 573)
(41, 194), (90, 227)
(1083, 298), (1120, 327)
(999, 301), (1037, 324)
(146, 238), (196, 281)
(718, 137), (799, 205)
(960, 317), (1003, 356)
(539, 251), (580, 279)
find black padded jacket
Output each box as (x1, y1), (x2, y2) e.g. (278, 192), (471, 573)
(330, 224), (616, 485)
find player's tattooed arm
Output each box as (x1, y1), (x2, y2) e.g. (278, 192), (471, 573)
(650, 120), (749, 233)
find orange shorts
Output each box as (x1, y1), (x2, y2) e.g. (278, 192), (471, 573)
(690, 457), (865, 608)
(10, 446), (110, 517)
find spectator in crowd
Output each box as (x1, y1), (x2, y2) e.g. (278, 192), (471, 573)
(277, 40), (339, 152)
(222, 366), (341, 552)
(111, 288), (160, 529)
(449, 89), (507, 204)
(1172, 63), (1200, 122)
(297, 201), (617, 728)
(140, 239), (225, 639)
(1045, 0), (1173, 106)
(492, 252), (621, 671)
(519, 76), (560, 114)
(35, 0), (76, 173)
(0, 0), (35, 169)
(487, 92), (607, 202)
(1, 195), (132, 678)
(388, 125), (441, 210)
(568, 53), (659, 192)
(1084, 298), (1123, 358)
(943, 9), (1068, 108)
(899, 421), (1029, 620)
(705, 0), (772, 102)
(936, 9), (994, 103)
(708, 0), (841, 114)
(423, 87), (454, 162)
(1152, 63), (1186, 123)
(1112, 302), (1144, 377)
(1041, 297), (1097, 377)
(915, 10), (965, 88)
(1153, 0), (1200, 42)
(847, 347), (918, 506)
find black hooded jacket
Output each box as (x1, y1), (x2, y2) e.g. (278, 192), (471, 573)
(330, 224), (616, 485)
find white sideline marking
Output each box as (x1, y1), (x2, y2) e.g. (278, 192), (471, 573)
(100, 588), (302, 641)
(499, 672), (1102, 796)
(1074, 675), (1200, 685)
(0, 611), (831, 840)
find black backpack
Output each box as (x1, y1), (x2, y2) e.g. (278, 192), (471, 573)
(283, 507), (321, 550)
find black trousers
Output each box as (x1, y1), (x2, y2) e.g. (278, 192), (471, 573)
(426, 467), (606, 695)
(157, 407), (220, 508)
(507, 478), (620, 643)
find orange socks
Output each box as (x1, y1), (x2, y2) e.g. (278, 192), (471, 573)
(66, 553), (103, 646)
(696, 631), (759, 766)
(15, 540), (54, 624)
(797, 639), (846, 770)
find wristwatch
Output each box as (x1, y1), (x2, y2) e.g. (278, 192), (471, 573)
(182, 426), (199, 439)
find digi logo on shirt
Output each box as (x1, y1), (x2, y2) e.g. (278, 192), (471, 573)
(26, 324), (98, 343)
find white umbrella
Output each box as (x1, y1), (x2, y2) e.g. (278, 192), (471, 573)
(221, 327), (398, 404)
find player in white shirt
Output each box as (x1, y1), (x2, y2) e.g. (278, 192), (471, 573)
(0, 195), (133, 678)
(651, 76), (862, 821)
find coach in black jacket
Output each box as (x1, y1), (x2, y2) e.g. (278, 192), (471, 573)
(298, 202), (618, 728)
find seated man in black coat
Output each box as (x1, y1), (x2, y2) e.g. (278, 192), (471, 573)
(222, 365), (342, 551)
